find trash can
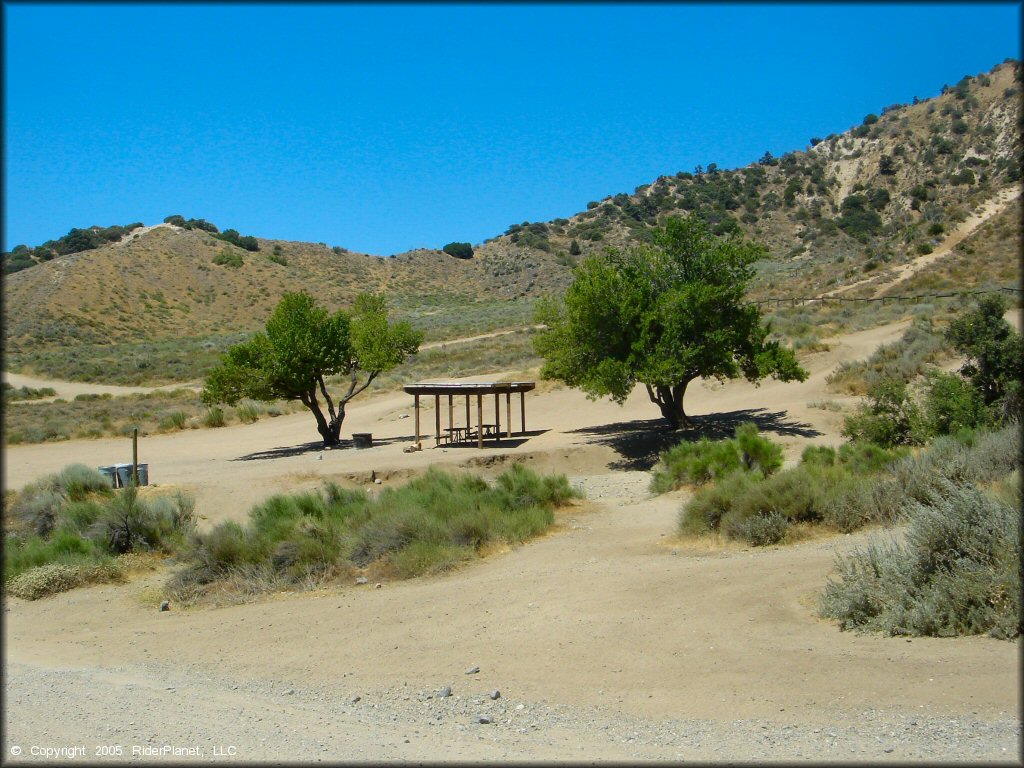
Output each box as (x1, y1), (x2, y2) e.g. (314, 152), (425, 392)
(98, 466), (118, 489)
(352, 433), (373, 449)
(115, 463), (149, 487)
(114, 463), (133, 488)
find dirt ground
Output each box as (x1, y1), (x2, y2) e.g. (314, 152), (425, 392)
(3, 317), (1020, 762)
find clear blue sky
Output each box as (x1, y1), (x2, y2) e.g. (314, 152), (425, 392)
(3, 3), (1020, 256)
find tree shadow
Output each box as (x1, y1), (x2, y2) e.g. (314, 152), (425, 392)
(568, 409), (822, 471)
(232, 434), (414, 461)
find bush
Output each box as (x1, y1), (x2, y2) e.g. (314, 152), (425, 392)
(837, 441), (909, 474)
(841, 376), (923, 447)
(651, 422), (781, 493)
(679, 470), (763, 535)
(801, 445), (836, 467)
(819, 480), (1020, 638)
(213, 248), (243, 268)
(235, 402), (260, 423)
(920, 370), (989, 437)
(442, 242), (474, 259)
(169, 467), (579, 603)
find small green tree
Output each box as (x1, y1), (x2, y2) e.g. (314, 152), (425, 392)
(202, 292), (422, 446)
(946, 295), (1023, 420)
(533, 216), (807, 429)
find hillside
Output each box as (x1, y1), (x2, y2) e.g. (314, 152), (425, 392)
(3, 60), (1020, 354)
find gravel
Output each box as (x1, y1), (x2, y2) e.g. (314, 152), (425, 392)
(5, 659), (1019, 762)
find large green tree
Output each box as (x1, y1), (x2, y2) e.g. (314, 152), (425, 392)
(202, 292), (422, 446)
(533, 216), (807, 429)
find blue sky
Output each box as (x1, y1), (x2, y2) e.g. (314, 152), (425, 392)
(3, 3), (1020, 255)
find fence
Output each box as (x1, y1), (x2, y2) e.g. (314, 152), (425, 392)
(750, 285), (1021, 310)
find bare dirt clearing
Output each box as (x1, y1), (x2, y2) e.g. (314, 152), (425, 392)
(3, 317), (1020, 762)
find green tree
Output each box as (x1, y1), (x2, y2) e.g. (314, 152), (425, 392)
(946, 295), (1023, 419)
(533, 217), (807, 430)
(202, 292), (422, 446)
(569, 239), (582, 256)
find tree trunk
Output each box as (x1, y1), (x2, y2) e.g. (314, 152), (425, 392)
(646, 381), (694, 430)
(301, 390), (344, 447)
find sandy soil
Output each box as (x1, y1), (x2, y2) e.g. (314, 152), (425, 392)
(3, 317), (1020, 762)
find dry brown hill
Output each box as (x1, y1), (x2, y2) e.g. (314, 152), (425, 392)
(3, 61), (1020, 354)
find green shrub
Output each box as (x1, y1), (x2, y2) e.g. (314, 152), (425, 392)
(837, 441), (909, 474)
(819, 480), (1020, 638)
(678, 470), (763, 536)
(651, 423), (781, 494)
(212, 248), (243, 268)
(801, 445), (836, 467)
(442, 242), (474, 259)
(841, 376), (923, 447)
(734, 422), (783, 474)
(921, 370), (990, 437)
(169, 467), (577, 603)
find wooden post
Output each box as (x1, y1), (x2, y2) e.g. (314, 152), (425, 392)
(448, 394), (453, 439)
(465, 395), (471, 439)
(506, 390), (512, 437)
(434, 394), (441, 442)
(131, 427), (139, 486)
(477, 394), (483, 449)
(494, 392), (500, 442)
(520, 391), (526, 433)
(414, 394), (420, 446)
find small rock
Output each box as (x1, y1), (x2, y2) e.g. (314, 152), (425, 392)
(490, 690), (501, 700)
(283, 689), (295, 696)
(477, 716), (492, 725)
(374, 478), (382, 484)
(350, 695), (361, 704)
(159, 601), (170, 611)
(465, 666), (480, 675)
(375, 583), (382, 589)
(439, 686), (452, 698)
(884, 748), (894, 753)
(355, 576), (368, 585)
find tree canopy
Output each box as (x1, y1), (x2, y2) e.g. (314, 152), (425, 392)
(946, 294), (1022, 420)
(202, 292), (422, 446)
(533, 216), (807, 429)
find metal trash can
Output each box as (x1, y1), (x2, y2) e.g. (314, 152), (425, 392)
(114, 463), (133, 488)
(114, 463), (149, 487)
(98, 466), (119, 489)
(352, 433), (373, 449)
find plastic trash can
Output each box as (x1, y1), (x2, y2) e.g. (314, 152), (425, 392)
(114, 464), (133, 487)
(352, 433), (373, 449)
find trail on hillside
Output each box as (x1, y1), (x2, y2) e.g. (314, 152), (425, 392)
(823, 185), (1020, 299)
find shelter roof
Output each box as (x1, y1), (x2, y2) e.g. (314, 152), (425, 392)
(402, 381), (536, 396)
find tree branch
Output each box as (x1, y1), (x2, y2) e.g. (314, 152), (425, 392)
(317, 375), (337, 422)
(341, 370), (378, 405)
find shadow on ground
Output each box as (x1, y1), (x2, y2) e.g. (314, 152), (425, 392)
(428, 429), (549, 452)
(569, 409), (822, 471)
(233, 435), (414, 461)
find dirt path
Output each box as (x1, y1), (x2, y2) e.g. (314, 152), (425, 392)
(824, 185), (1020, 299)
(3, 316), (1020, 762)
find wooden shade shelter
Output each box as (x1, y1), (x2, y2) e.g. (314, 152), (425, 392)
(402, 381), (536, 448)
